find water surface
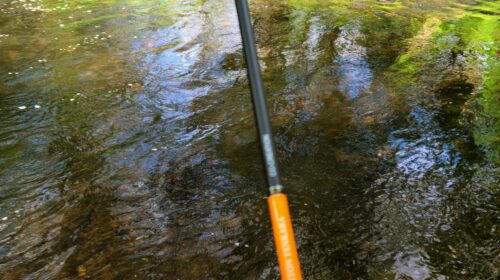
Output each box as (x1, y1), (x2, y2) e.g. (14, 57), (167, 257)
(0, 0), (498, 279)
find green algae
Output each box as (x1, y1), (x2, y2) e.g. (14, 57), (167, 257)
(387, 1), (499, 163)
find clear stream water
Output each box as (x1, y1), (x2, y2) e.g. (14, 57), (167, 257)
(0, 0), (498, 279)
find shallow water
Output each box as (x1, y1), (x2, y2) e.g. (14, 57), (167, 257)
(0, 0), (498, 279)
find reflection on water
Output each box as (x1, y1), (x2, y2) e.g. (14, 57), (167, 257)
(335, 22), (373, 99)
(0, 0), (498, 279)
(390, 104), (461, 179)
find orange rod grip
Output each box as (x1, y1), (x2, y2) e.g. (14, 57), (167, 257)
(268, 193), (303, 280)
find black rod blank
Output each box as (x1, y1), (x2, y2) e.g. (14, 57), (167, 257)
(234, 0), (282, 194)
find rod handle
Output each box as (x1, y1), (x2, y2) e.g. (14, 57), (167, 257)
(268, 194), (303, 280)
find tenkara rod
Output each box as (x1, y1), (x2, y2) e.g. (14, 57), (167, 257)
(234, 1), (302, 279)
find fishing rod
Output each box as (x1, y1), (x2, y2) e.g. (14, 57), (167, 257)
(234, 1), (302, 279)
